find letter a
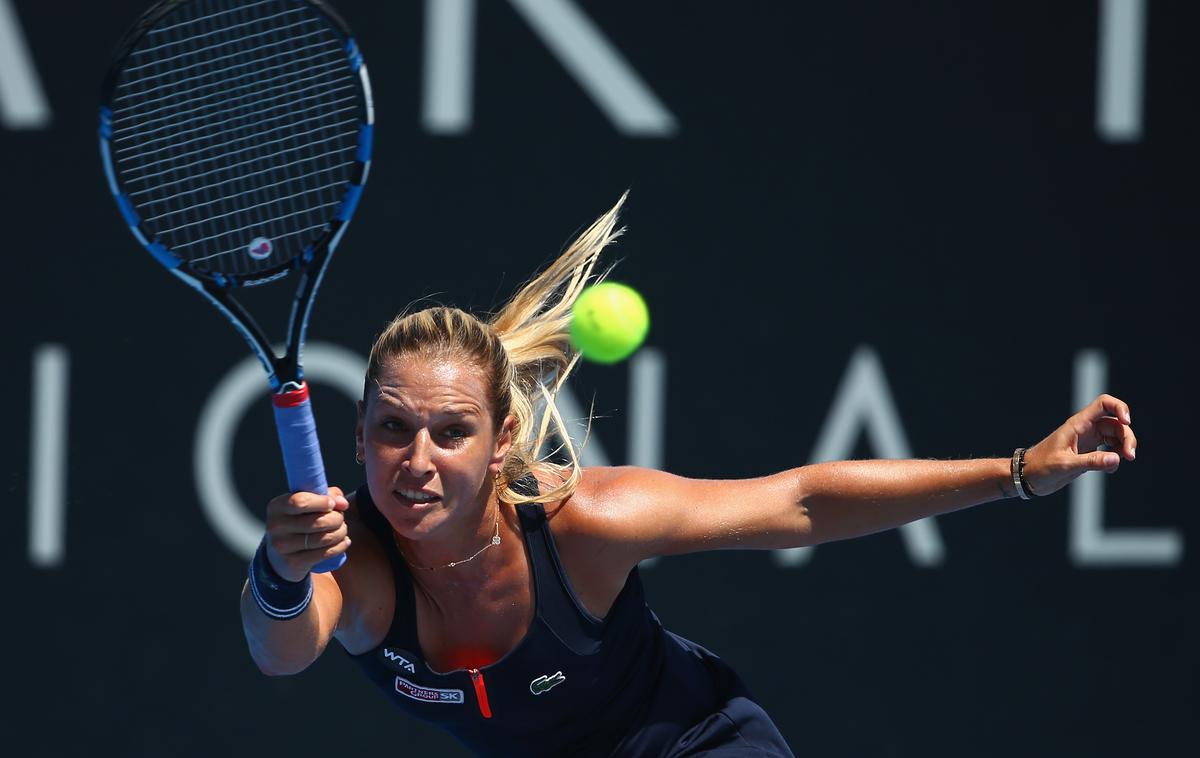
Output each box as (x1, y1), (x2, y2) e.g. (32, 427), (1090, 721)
(0, 0), (51, 129)
(774, 347), (946, 567)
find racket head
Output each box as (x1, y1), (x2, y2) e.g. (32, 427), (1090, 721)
(99, 0), (374, 287)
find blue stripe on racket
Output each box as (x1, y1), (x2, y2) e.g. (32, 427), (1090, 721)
(99, 0), (375, 572)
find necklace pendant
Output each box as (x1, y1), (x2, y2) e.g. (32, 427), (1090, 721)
(394, 504), (502, 570)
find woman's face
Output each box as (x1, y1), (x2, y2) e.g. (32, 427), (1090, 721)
(356, 353), (513, 540)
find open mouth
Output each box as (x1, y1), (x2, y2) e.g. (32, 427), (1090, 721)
(394, 488), (442, 508)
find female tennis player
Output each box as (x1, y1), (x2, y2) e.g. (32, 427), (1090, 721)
(240, 195), (1137, 757)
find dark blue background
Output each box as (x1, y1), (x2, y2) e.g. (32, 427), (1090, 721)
(1, 2), (1193, 755)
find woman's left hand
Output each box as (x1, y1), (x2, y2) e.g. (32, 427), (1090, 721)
(1022, 393), (1137, 497)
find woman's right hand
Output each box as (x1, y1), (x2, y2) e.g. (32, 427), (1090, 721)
(263, 486), (351, 582)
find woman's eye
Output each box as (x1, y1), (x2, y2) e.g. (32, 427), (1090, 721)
(444, 427), (467, 440)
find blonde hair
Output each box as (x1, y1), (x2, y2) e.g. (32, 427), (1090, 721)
(363, 192), (627, 505)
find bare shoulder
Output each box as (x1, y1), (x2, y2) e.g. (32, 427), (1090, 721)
(550, 465), (684, 522)
(511, 465), (803, 590)
(539, 466), (638, 530)
(539, 466), (664, 569)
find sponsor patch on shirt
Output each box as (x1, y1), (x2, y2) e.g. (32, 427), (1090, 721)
(395, 676), (465, 704)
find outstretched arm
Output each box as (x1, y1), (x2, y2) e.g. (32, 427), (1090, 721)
(801, 393), (1136, 542)
(573, 395), (1136, 566)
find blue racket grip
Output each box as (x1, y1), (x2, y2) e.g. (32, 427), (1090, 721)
(272, 383), (346, 573)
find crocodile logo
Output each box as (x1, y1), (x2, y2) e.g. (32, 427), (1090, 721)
(529, 671), (566, 695)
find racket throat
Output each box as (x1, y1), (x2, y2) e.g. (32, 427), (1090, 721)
(272, 382), (312, 407)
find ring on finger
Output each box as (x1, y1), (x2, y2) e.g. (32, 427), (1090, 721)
(304, 533), (310, 550)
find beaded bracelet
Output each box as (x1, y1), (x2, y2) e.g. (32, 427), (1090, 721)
(1010, 447), (1035, 500)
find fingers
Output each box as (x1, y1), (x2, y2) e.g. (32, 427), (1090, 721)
(276, 508), (344, 536)
(1073, 394), (1137, 462)
(264, 489), (353, 574)
(328, 485), (350, 511)
(276, 517), (349, 551)
(1094, 417), (1138, 460)
(1026, 395), (1138, 494)
(1083, 450), (1121, 472)
(266, 533), (351, 582)
(1077, 393), (1132, 425)
(269, 490), (348, 517)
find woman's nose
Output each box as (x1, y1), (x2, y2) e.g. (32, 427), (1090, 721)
(404, 428), (434, 476)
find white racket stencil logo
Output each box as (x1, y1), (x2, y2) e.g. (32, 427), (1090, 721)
(247, 237), (273, 260)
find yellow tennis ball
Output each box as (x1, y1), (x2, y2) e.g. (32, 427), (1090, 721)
(570, 282), (650, 364)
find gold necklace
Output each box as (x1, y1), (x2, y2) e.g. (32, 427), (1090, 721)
(396, 505), (501, 571)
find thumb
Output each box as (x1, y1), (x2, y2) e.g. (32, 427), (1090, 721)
(328, 485), (350, 511)
(1084, 451), (1121, 472)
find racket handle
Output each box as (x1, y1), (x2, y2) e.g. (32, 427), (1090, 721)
(272, 383), (346, 573)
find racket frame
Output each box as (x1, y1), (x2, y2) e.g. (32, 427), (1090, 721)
(99, 0), (376, 572)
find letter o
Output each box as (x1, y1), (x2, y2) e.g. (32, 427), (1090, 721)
(194, 342), (368, 559)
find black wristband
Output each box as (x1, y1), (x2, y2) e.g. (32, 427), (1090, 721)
(248, 539), (313, 620)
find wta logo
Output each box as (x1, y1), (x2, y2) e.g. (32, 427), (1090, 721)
(395, 676), (465, 704)
(247, 236), (273, 260)
(380, 647), (417, 673)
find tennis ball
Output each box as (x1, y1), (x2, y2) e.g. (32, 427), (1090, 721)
(570, 282), (650, 364)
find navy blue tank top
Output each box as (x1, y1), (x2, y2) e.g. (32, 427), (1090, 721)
(344, 480), (794, 757)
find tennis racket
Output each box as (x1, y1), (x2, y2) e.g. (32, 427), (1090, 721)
(99, 0), (374, 572)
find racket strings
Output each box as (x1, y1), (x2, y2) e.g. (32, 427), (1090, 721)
(143, 0), (277, 38)
(117, 107), (357, 175)
(115, 34), (339, 112)
(113, 81), (356, 147)
(111, 57), (346, 130)
(110, 0), (361, 278)
(124, 9), (318, 73)
(114, 3), (350, 169)
(126, 133), (352, 197)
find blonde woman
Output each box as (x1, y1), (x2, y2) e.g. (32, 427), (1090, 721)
(241, 195), (1137, 757)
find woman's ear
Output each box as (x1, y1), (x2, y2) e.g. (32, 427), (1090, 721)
(491, 414), (517, 471)
(355, 400), (366, 451)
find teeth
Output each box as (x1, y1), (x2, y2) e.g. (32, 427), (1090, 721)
(399, 489), (436, 502)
